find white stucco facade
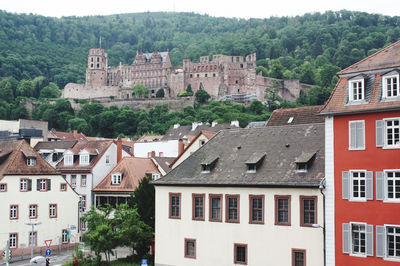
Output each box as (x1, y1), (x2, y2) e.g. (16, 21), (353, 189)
(62, 143), (131, 212)
(172, 134), (210, 169)
(134, 140), (179, 158)
(0, 174), (79, 254)
(155, 185), (324, 266)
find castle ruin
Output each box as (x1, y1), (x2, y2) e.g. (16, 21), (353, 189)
(62, 48), (312, 103)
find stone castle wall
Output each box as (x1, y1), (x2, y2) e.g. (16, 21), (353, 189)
(62, 49), (310, 104)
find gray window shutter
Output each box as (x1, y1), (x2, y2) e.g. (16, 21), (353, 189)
(366, 224), (374, 256)
(376, 226), (385, 258)
(342, 171), (350, 200)
(47, 179), (51, 191)
(349, 122), (356, 149)
(376, 120), (384, 147)
(366, 171), (373, 200)
(376, 172), (384, 201)
(343, 223), (350, 254)
(357, 122), (365, 148)
(37, 179), (40, 191)
(28, 179), (32, 191)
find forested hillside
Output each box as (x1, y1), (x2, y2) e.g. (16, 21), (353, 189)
(0, 10), (399, 137)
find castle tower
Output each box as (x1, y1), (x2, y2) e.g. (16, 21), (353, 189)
(86, 48), (108, 86)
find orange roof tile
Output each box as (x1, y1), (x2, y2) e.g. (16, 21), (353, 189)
(93, 157), (159, 192)
(0, 140), (59, 179)
(267, 106), (324, 126)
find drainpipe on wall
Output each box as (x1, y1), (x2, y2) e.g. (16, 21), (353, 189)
(319, 178), (326, 266)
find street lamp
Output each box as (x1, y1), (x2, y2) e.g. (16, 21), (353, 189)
(25, 221), (42, 260)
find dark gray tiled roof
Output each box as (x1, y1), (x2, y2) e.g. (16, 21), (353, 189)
(153, 123), (325, 187)
(162, 124), (236, 140)
(34, 140), (77, 151)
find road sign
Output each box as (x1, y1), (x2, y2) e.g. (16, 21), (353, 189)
(67, 231), (71, 238)
(141, 258), (148, 266)
(69, 225), (77, 230)
(44, 240), (52, 248)
(45, 249), (51, 257)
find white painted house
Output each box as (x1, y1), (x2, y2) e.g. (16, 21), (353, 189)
(153, 123), (325, 266)
(56, 140), (130, 230)
(133, 139), (182, 158)
(0, 140), (79, 256)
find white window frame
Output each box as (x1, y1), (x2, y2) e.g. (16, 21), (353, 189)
(71, 175), (77, 187)
(349, 79), (365, 102)
(0, 183), (6, 191)
(384, 118), (400, 149)
(349, 120), (365, 150)
(20, 179), (28, 191)
(10, 205), (18, 219)
(384, 170), (400, 202)
(49, 204), (57, 218)
(247, 164), (257, 173)
(383, 74), (399, 99)
(26, 158), (36, 166)
(39, 179), (47, 191)
(111, 173), (122, 185)
(29, 205), (37, 218)
(152, 173), (160, 180)
(350, 222), (367, 257)
(79, 154), (89, 165)
(64, 154), (73, 166)
(384, 224), (400, 261)
(81, 175), (87, 186)
(9, 233), (17, 248)
(29, 231), (37, 247)
(350, 170), (367, 202)
(62, 230), (68, 243)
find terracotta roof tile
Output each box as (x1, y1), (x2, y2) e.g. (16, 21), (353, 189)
(0, 140), (59, 179)
(267, 106), (324, 126)
(93, 157), (160, 192)
(338, 40), (400, 75)
(57, 140), (112, 171)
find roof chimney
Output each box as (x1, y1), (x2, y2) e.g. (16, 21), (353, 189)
(173, 123), (180, 129)
(73, 130), (78, 138)
(211, 121), (218, 127)
(151, 151), (156, 158)
(230, 120), (239, 128)
(117, 139), (122, 163)
(192, 122), (203, 131)
(178, 139), (184, 157)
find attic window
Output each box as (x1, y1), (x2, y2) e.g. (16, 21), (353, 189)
(111, 173), (122, 185)
(201, 156), (219, 173)
(348, 78), (365, 102)
(245, 152), (266, 173)
(288, 117), (294, 124)
(27, 157), (36, 167)
(152, 173), (160, 180)
(382, 73), (399, 99)
(296, 163), (307, 172)
(80, 154), (89, 165)
(295, 152), (316, 173)
(64, 154), (73, 166)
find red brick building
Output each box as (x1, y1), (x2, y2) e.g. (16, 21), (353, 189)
(320, 40), (400, 265)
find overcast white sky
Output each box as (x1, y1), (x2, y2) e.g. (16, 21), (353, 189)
(0, 0), (399, 19)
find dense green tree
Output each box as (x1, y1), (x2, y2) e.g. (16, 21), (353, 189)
(195, 89), (210, 103)
(155, 88), (164, 98)
(133, 83), (148, 98)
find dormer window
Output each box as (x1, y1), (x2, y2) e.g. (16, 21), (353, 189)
(201, 156), (219, 173)
(247, 164), (257, 173)
(26, 157), (36, 166)
(349, 79), (364, 102)
(112, 173), (122, 185)
(295, 152), (316, 173)
(296, 163), (307, 172)
(245, 152), (266, 173)
(152, 173), (160, 180)
(64, 154), (73, 166)
(80, 154), (89, 165)
(383, 74), (399, 98)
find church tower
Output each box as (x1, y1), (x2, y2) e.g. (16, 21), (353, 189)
(85, 48), (108, 86)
